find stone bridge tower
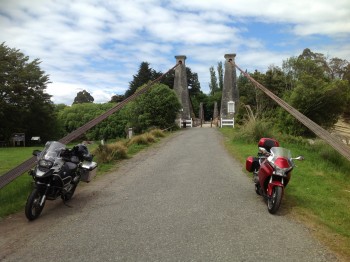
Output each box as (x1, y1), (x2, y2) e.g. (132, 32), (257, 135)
(220, 54), (239, 126)
(173, 55), (191, 124)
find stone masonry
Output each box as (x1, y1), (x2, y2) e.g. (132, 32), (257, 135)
(173, 55), (191, 119)
(220, 54), (239, 119)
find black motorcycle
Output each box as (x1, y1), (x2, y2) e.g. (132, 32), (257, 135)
(25, 141), (97, 221)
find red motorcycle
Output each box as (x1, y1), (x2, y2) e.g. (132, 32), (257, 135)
(246, 138), (304, 214)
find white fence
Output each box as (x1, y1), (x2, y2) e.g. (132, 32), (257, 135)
(180, 118), (193, 128)
(220, 118), (234, 128)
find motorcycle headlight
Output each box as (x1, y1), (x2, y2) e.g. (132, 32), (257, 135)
(274, 166), (292, 176)
(39, 159), (53, 168)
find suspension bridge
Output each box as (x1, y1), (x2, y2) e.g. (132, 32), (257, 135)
(1, 54), (350, 189)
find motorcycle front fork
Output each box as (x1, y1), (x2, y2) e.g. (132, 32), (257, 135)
(37, 183), (50, 206)
(267, 176), (284, 197)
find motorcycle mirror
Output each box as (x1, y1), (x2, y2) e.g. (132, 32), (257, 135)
(32, 150), (41, 156)
(293, 156), (305, 161)
(258, 147), (269, 155)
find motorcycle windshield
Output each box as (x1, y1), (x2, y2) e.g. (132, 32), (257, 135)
(39, 141), (66, 162)
(269, 147), (293, 168)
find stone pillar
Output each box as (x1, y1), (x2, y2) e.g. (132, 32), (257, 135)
(199, 102), (204, 121)
(173, 55), (191, 119)
(221, 54), (239, 119)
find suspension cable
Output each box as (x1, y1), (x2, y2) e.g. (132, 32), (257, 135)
(234, 62), (350, 162)
(0, 63), (180, 189)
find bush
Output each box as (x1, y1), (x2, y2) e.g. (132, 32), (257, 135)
(92, 142), (128, 163)
(149, 129), (165, 138)
(234, 118), (275, 143)
(128, 84), (181, 133)
(144, 133), (156, 143)
(127, 134), (150, 146)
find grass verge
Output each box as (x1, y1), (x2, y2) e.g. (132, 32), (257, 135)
(220, 127), (350, 261)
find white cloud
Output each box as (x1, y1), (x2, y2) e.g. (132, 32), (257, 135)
(1, 0), (350, 104)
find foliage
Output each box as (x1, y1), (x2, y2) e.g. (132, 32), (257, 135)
(127, 84), (181, 133)
(217, 61), (224, 90)
(0, 42), (59, 143)
(127, 133), (155, 146)
(237, 48), (350, 135)
(149, 129), (165, 138)
(125, 62), (161, 98)
(57, 84), (180, 140)
(92, 142), (128, 163)
(73, 90), (94, 104)
(278, 60), (349, 136)
(205, 91), (222, 121)
(232, 116), (275, 143)
(209, 66), (219, 94)
(57, 102), (129, 140)
(187, 67), (202, 94)
(109, 94), (124, 103)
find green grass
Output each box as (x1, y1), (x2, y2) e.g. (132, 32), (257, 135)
(220, 127), (350, 260)
(0, 147), (39, 176)
(0, 147), (40, 217)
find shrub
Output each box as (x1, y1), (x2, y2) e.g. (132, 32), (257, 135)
(149, 129), (165, 138)
(144, 133), (156, 143)
(235, 117), (275, 143)
(127, 134), (150, 146)
(92, 142), (128, 163)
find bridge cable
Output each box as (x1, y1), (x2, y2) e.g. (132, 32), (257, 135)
(234, 62), (350, 162)
(0, 63), (180, 189)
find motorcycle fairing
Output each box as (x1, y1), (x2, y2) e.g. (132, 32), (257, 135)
(267, 181), (284, 197)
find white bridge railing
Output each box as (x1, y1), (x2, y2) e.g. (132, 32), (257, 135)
(180, 118), (193, 128)
(220, 118), (234, 128)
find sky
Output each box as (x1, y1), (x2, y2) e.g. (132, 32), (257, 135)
(1, 0), (350, 105)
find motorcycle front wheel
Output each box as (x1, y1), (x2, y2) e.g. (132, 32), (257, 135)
(25, 188), (45, 221)
(267, 186), (283, 214)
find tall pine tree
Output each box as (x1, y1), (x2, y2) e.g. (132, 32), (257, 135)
(125, 62), (159, 98)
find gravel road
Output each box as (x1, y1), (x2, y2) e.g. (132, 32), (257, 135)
(0, 128), (338, 261)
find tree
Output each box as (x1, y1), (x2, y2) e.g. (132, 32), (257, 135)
(125, 62), (159, 98)
(209, 66), (219, 95)
(328, 57), (349, 80)
(57, 102), (129, 140)
(217, 61), (224, 90)
(278, 58), (349, 136)
(73, 90), (94, 104)
(109, 94), (125, 103)
(128, 83), (181, 133)
(0, 42), (59, 142)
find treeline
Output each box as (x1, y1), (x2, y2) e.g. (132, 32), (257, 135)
(1, 41), (349, 144)
(0, 43), (182, 144)
(57, 83), (181, 141)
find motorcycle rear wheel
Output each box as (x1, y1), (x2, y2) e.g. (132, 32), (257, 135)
(267, 186), (283, 214)
(25, 188), (45, 221)
(255, 183), (261, 195)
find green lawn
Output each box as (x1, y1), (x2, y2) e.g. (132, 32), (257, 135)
(0, 146), (39, 176)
